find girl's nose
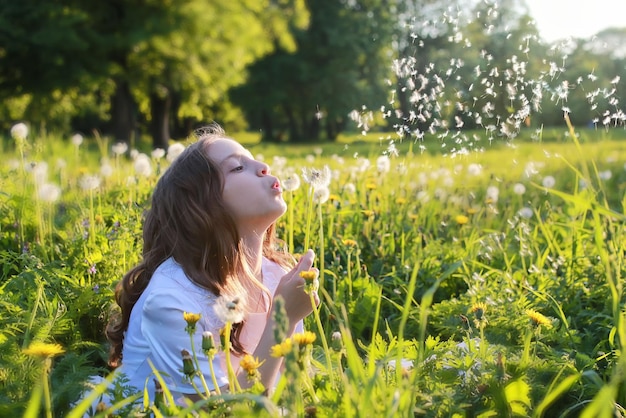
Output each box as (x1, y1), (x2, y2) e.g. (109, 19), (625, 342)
(258, 163), (270, 176)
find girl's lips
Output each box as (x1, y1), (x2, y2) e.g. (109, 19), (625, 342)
(272, 180), (282, 192)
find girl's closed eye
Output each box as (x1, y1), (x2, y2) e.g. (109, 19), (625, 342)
(232, 165), (244, 172)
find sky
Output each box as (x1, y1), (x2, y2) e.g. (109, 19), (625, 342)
(525, 0), (626, 42)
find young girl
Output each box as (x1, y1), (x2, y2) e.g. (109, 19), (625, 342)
(104, 124), (319, 403)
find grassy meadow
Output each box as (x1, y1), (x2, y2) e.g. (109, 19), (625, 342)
(1, 123), (626, 417)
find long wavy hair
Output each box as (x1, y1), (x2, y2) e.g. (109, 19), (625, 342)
(106, 124), (292, 367)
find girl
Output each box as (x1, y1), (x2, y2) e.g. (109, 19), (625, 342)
(105, 124), (319, 403)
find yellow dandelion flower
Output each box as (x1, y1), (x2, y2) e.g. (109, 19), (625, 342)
(23, 342), (65, 359)
(240, 354), (262, 374)
(363, 210), (375, 217)
(395, 197), (407, 204)
(270, 338), (293, 358)
(525, 309), (551, 328)
(467, 207), (479, 214)
(471, 302), (487, 320)
(342, 239), (358, 247)
(408, 213), (418, 220)
(183, 311), (201, 326)
(299, 270), (317, 281)
(365, 182), (377, 190)
(293, 331), (316, 346)
(455, 215), (469, 225)
(329, 194), (340, 202)
(94, 214), (104, 224)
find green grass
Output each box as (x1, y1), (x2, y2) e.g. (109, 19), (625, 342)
(1, 127), (626, 417)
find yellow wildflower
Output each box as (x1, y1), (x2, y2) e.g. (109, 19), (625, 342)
(408, 213), (418, 220)
(471, 302), (487, 321)
(240, 354), (263, 377)
(455, 215), (469, 225)
(363, 210), (375, 217)
(299, 270), (317, 281)
(365, 182), (377, 190)
(342, 239), (358, 248)
(293, 331), (316, 346)
(525, 309), (551, 328)
(395, 197), (407, 204)
(329, 194), (340, 202)
(467, 206), (479, 214)
(23, 342), (65, 359)
(270, 338), (293, 358)
(183, 312), (201, 326)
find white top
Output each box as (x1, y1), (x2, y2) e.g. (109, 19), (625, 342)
(117, 256), (302, 401)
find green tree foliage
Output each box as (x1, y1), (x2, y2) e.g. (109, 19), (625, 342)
(232, 0), (396, 142)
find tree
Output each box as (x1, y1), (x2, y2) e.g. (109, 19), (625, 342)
(232, 0), (396, 142)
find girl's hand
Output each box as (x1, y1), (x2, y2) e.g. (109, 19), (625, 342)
(273, 249), (320, 327)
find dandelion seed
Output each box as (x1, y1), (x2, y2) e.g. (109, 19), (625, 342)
(214, 295), (245, 324)
(598, 170), (612, 180)
(167, 143), (186, 163)
(23, 342), (65, 359)
(513, 183), (526, 195)
(467, 163), (482, 176)
(10, 123), (28, 140)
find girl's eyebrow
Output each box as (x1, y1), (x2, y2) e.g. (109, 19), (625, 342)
(219, 151), (254, 165)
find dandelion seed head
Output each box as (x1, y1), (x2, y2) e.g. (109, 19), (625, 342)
(10, 123), (28, 140)
(513, 183), (526, 195)
(302, 166), (331, 190)
(70, 133), (83, 147)
(166, 143), (186, 163)
(38, 183), (61, 203)
(134, 154), (152, 177)
(112, 142), (128, 156)
(313, 186), (330, 204)
(151, 148), (165, 160)
(80, 175), (101, 191)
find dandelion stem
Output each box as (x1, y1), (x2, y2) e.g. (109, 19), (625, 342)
(309, 292), (334, 385)
(42, 358), (53, 418)
(207, 355), (221, 396)
(223, 323), (241, 393)
(317, 203), (325, 292)
(303, 186), (314, 252)
(188, 334), (211, 398)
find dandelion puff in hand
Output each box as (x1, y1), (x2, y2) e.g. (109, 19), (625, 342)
(213, 295), (245, 324)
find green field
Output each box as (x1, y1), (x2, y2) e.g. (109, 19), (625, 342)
(1, 125), (626, 417)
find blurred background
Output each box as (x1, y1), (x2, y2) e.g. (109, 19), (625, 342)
(1, 0), (624, 148)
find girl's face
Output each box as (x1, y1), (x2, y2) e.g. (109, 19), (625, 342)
(209, 138), (286, 232)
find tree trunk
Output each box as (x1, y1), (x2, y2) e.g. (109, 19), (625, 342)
(150, 90), (171, 150)
(260, 109), (278, 142)
(110, 79), (135, 143)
